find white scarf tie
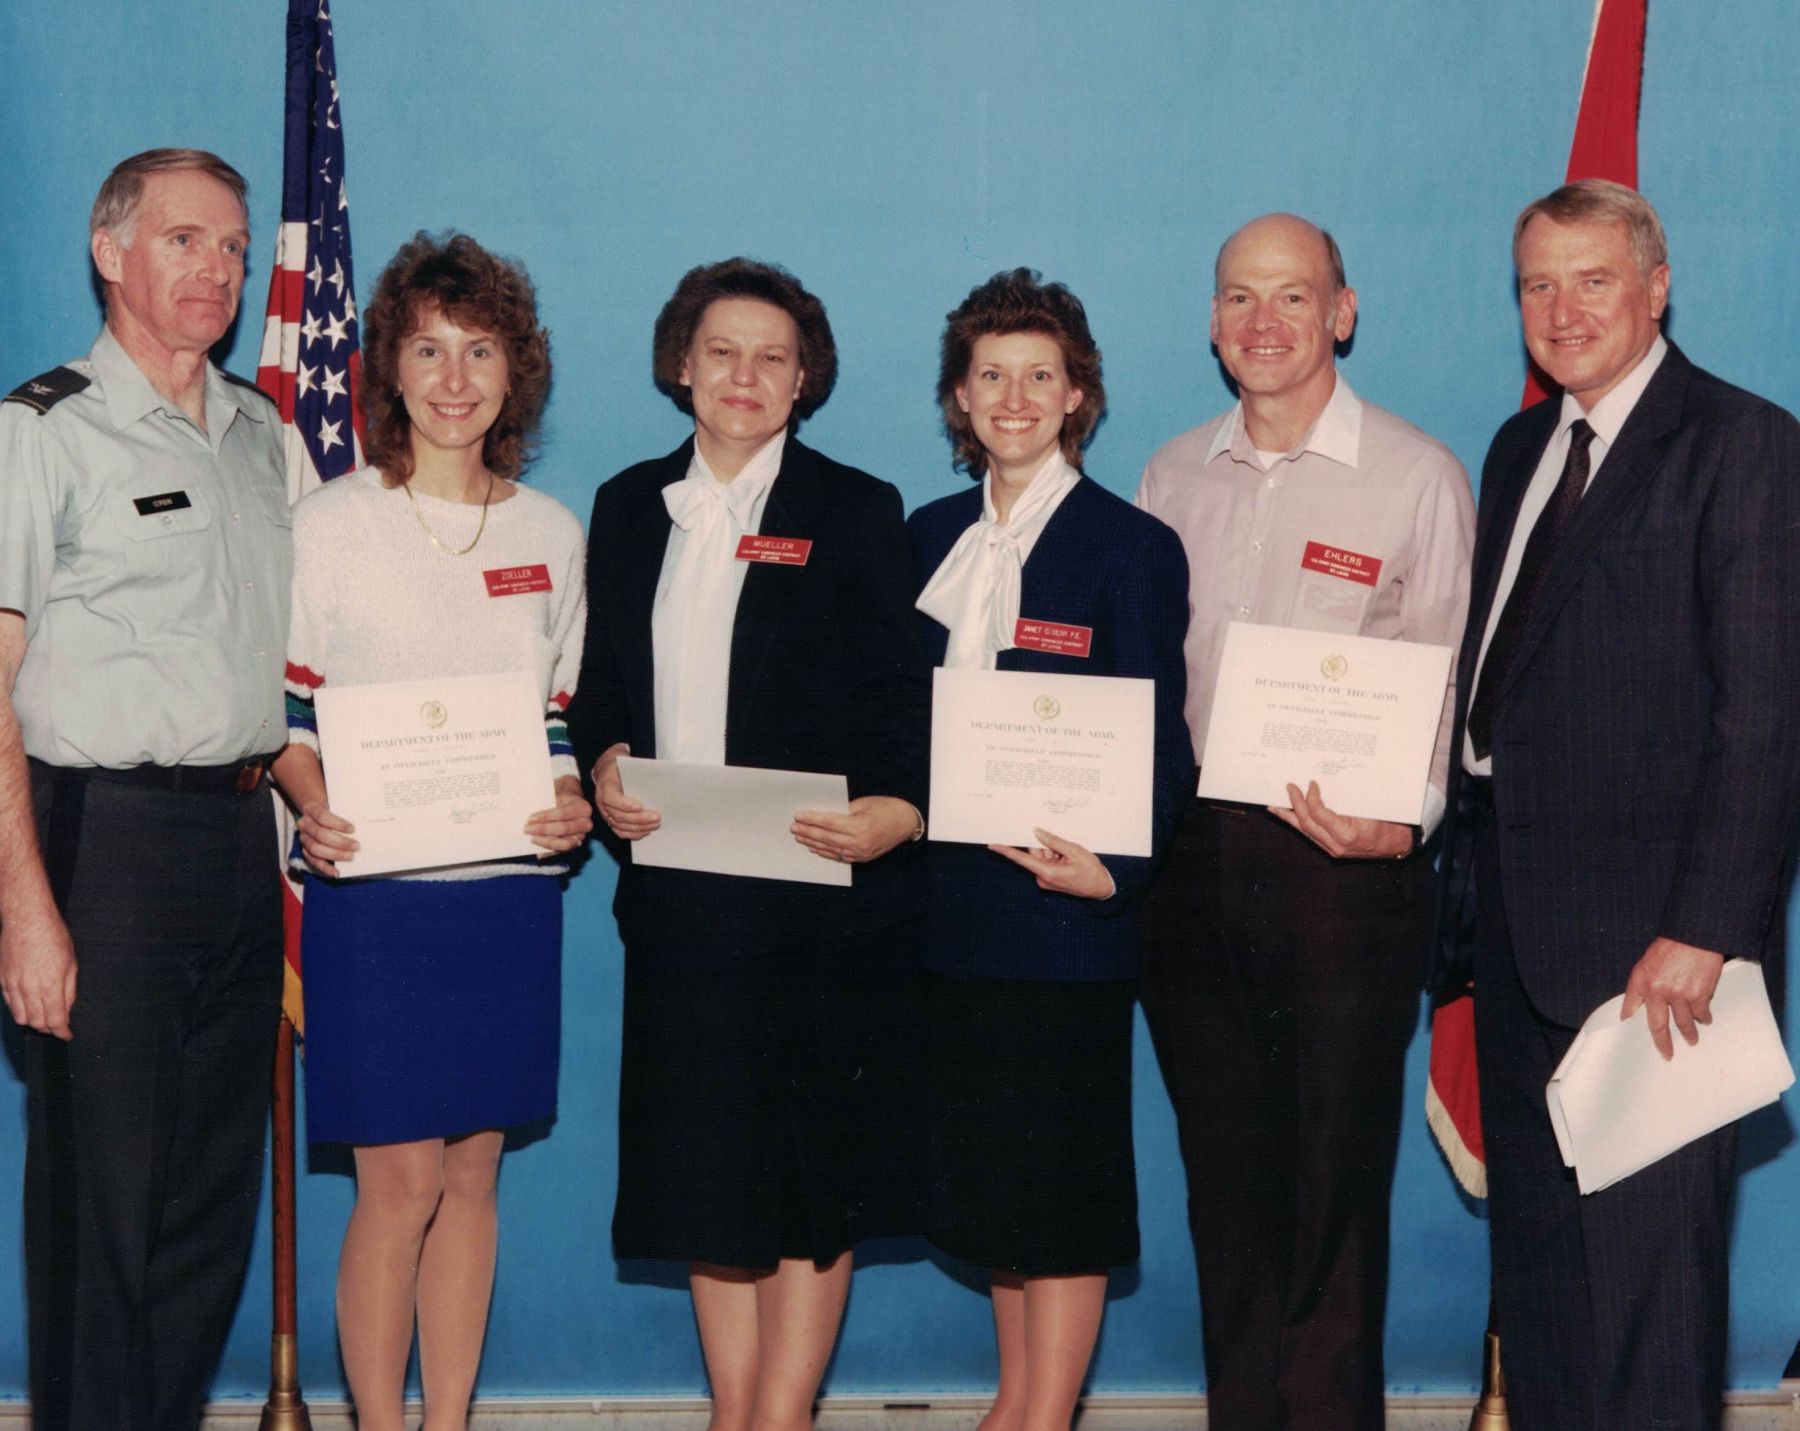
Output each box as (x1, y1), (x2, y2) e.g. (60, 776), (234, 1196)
(917, 453), (1080, 669)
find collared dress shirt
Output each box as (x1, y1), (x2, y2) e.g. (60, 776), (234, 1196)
(650, 429), (783, 765)
(1462, 336), (1669, 777)
(1137, 376), (1474, 833)
(0, 327), (291, 767)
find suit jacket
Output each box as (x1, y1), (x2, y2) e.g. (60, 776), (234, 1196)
(566, 433), (931, 966)
(1441, 343), (1800, 1026)
(907, 476), (1193, 982)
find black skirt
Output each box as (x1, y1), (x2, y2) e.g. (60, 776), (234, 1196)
(612, 919), (925, 1268)
(927, 974), (1139, 1276)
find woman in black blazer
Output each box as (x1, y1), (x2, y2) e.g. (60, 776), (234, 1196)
(565, 258), (930, 1431)
(908, 270), (1191, 1431)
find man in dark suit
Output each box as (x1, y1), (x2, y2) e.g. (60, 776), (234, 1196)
(1446, 179), (1800, 1429)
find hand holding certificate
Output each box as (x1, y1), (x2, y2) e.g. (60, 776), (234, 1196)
(615, 756), (853, 887)
(312, 670), (555, 878)
(1197, 622), (1452, 826)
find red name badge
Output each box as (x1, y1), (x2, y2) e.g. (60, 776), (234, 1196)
(483, 564), (553, 597)
(1300, 541), (1382, 587)
(736, 534), (812, 566)
(1013, 619), (1094, 658)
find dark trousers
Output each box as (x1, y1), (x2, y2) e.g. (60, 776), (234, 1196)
(1140, 799), (1430, 1431)
(1470, 800), (1733, 1431)
(24, 765), (283, 1431)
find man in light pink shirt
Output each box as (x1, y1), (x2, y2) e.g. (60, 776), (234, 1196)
(1135, 213), (1473, 1431)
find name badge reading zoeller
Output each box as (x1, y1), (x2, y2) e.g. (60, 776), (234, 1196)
(483, 564), (553, 597)
(133, 490), (193, 516)
(736, 535), (812, 566)
(1013, 619), (1093, 658)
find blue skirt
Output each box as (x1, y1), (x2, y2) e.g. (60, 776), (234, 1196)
(301, 874), (561, 1146)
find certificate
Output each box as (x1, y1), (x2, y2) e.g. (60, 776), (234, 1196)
(313, 670), (554, 878)
(929, 667), (1154, 856)
(1197, 622), (1452, 824)
(617, 757), (852, 887)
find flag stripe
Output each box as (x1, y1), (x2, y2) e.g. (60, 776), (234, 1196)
(257, 0), (365, 1036)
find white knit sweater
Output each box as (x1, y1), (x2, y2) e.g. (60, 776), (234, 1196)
(285, 466), (587, 879)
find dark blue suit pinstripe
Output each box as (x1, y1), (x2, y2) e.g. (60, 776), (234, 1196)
(1442, 343), (1800, 1429)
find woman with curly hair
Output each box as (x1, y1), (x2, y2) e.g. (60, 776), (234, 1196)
(271, 232), (591, 1431)
(566, 257), (930, 1431)
(908, 269), (1192, 1431)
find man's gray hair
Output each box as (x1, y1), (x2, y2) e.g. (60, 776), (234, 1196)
(1512, 178), (1668, 279)
(90, 148), (249, 248)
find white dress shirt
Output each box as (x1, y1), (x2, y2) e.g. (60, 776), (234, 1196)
(916, 451), (1081, 670)
(1137, 376), (1474, 833)
(651, 430), (784, 765)
(1463, 336), (1668, 777)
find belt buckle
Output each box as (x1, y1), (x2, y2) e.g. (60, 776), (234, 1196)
(234, 760), (266, 795)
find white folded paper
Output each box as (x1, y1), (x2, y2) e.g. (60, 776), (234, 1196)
(617, 756), (851, 887)
(1546, 959), (1795, 1195)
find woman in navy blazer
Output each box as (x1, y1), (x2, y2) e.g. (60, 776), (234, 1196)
(565, 259), (931, 1431)
(908, 269), (1191, 1431)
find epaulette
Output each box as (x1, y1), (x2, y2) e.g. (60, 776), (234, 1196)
(219, 369), (278, 407)
(4, 366), (91, 415)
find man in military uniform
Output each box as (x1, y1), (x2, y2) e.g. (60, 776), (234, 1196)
(0, 149), (290, 1429)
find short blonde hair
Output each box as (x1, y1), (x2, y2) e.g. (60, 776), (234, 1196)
(1512, 179), (1667, 278)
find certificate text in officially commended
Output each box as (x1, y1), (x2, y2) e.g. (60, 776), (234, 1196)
(1197, 622), (1451, 825)
(313, 670), (554, 877)
(930, 667), (1154, 856)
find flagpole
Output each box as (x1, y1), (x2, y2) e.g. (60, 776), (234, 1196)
(259, 1014), (312, 1431)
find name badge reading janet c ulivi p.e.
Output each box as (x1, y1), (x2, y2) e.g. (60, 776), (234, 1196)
(735, 534), (812, 566)
(483, 564), (553, 596)
(1013, 619), (1093, 658)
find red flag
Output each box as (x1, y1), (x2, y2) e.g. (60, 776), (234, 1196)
(255, 0), (367, 1034)
(1427, 0), (1647, 1200)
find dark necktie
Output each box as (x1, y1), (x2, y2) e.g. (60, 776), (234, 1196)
(1467, 418), (1596, 761)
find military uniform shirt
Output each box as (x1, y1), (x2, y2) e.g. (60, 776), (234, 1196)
(0, 327), (291, 767)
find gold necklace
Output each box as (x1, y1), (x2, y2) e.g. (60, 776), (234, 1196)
(403, 472), (494, 556)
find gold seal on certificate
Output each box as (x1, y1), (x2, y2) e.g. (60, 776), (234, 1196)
(1197, 621), (1453, 824)
(929, 667), (1155, 856)
(312, 670), (554, 878)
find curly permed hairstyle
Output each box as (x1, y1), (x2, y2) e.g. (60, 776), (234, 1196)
(936, 268), (1106, 479)
(361, 232), (551, 483)
(651, 257), (837, 422)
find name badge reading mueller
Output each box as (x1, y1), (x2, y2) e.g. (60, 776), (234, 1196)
(736, 535), (812, 566)
(133, 490), (193, 516)
(1013, 619), (1093, 658)
(483, 564), (553, 597)
(1300, 541), (1381, 587)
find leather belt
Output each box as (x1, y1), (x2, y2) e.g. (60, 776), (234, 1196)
(31, 754), (279, 796)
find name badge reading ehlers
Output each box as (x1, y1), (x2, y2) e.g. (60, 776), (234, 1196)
(735, 535), (812, 566)
(1300, 541), (1382, 586)
(133, 490), (193, 516)
(483, 564), (553, 596)
(1013, 619), (1093, 658)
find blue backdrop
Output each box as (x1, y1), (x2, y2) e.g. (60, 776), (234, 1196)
(2, 0), (1796, 1403)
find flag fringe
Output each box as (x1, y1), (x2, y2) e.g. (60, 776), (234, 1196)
(1425, 1077), (1487, 1200)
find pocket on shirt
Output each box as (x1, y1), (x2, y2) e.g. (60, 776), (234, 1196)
(110, 486), (214, 541)
(253, 484), (294, 529)
(1289, 568), (1373, 632)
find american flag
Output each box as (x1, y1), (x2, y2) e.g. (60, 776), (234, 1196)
(256, 0), (365, 1033)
